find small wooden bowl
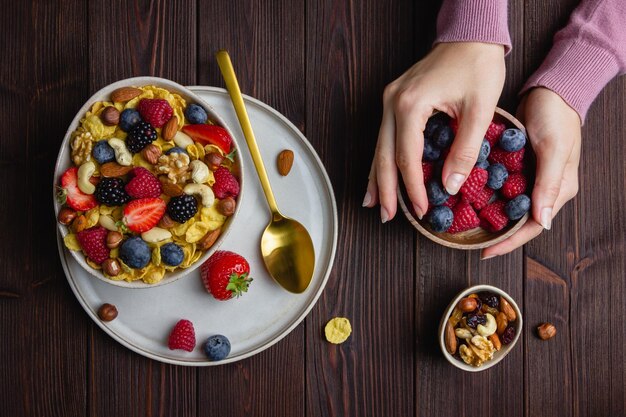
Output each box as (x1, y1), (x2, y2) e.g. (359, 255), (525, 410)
(398, 107), (534, 250)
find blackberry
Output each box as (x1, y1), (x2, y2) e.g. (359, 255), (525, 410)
(95, 178), (130, 206)
(126, 121), (157, 153)
(167, 195), (198, 223)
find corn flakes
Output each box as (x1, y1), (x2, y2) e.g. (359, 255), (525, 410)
(63, 233), (81, 251)
(325, 317), (352, 344)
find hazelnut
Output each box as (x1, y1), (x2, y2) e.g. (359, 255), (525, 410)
(106, 231), (123, 249)
(205, 152), (224, 171)
(537, 323), (557, 340)
(217, 197), (236, 216)
(158, 213), (175, 229)
(102, 258), (121, 277)
(58, 207), (77, 225)
(97, 303), (118, 321)
(72, 215), (88, 233)
(101, 106), (120, 126)
(457, 297), (478, 313)
(141, 144), (162, 165)
(89, 175), (101, 186)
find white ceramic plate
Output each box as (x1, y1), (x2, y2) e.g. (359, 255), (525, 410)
(59, 86), (338, 365)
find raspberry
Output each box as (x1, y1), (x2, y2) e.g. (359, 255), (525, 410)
(76, 226), (110, 264)
(501, 173), (528, 200)
(213, 167), (240, 199)
(479, 200), (509, 232)
(422, 162), (434, 184)
(137, 99), (173, 128)
(442, 193), (460, 209)
(484, 121), (506, 147)
(125, 167), (162, 199)
(471, 187), (495, 211)
(448, 201), (480, 233)
(459, 167), (488, 203)
(167, 319), (196, 352)
(450, 118), (459, 134)
(488, 146), (525, 173)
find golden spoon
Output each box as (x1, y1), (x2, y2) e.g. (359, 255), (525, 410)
(216, 50), (315, 293)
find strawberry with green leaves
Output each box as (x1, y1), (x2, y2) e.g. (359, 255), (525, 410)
(200, 251), (252, 300)
(57, 167), (97, 211)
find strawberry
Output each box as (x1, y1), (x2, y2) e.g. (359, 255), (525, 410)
(167, 319), (196, 352)
(182, 125), (232, 154)
(76, 226), (110, 264)
(137, 99), (173, 128)
(459, 167), (488, 203)
(212, 167), (240, 199)
(57, 167), (97, 211)
(488, 146), (525, 173)
(484, 121), (506, 147)
(200, 250), (252, 301)
(125, 167), (162, 199)
(501, 173), (528, 200)
(471, 186), (495, 211)
(123, 197), (166, 233)
(448, 201), (480, 233)
(422, 162), (434, 184)
(479, 200), (509, 232)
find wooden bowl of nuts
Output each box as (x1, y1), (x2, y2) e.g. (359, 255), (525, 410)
(53, 77), (244, 288)
(438, 285), (523, 372)
(398, 108), (535, 250)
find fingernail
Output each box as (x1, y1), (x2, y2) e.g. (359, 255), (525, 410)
(445, 173), (465, 195)
(481, 254), (497, 261)
(540, 207), (552, 230)
(362, 191), (372, 207)
(413, 204), (424, 220)
(381, 207), (389, 224)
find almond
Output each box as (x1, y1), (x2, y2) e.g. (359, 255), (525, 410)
(101, 106), (120, 126)
(100, 162), (133, 177)
(500, 296), (517, 321)
(158, 214), (175, 229)
(444, 318), (457, 355)
(489, 333), (502, 351)
(277, 149), (294, 176)
(162, 116), (178, 141)
(457, 297), (478, 313)
(160, 179), (184, 197)
(141, 144), (161, 165)
(72, 215), (87, 233)
(198, 228), (221, 250)
(111, 87), (142, 103)
(496, 312), (508, 336)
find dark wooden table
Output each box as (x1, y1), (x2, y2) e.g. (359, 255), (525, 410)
(2, 1), (625, 416)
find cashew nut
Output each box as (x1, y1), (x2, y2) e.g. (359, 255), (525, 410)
(454, 328), (473, 340)
(477, 313), (497, 337)
(190, 160), (210, 183)
(77, 161), (96, 194)
(141, 227), (172, 243)
(108, 138), (132, 166)
(173, 131), (194, 149)
(184, 183), (214, 207)
(98, 214), (118, 231)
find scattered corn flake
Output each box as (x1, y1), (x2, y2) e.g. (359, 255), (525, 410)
(82, 114), (116, 139)
(151, 247), (161, 266)
(63, 233), (81, 251)
(142, 265), (165, 284)
(85, 207), (100, 228)
(185, 221), (210, 243)
(172, 218), (194, 236)
(324, 317), (352, 344)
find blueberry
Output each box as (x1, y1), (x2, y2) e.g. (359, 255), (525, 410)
(477, 139), (491, 162)
(475, 159), (490, 169)
(92, 140), (116, 164)
(433, 125), (454, 148)
(426, 181), (450, 206)
(423, 138), (441, 161)
(184, 103), (208, 124)
(204, 334), (231, 361)
(428, 205), (453, 232)
(505, 194), (531, 220)
(119, 109), (142, 132)
(160, 243), (184, 266)
(424, 113), (448, 138)
(119, 236), (151, 269)
(500, 128), (526, 152)
(165, 146), (188, 155)
(487, 163), (509, 190)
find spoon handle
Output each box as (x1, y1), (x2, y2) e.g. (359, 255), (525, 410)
(216, 50), (280, 216)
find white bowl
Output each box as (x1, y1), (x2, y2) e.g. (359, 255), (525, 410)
(53, 76), (244, 288)
(438, 284), (523, 372)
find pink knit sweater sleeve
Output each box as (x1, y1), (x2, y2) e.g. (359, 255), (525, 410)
(521, 0), (626, 122)
(435, 0), (511, 53)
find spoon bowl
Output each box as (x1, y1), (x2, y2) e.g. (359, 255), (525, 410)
(217, 50), (316, 293)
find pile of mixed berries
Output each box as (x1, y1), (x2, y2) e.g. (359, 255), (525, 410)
(422, 113), (532, 234)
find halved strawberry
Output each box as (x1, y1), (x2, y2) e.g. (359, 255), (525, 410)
(181, 125), (232, 154)
(123, 197), (166, 233)
(58, 167), (97, 211)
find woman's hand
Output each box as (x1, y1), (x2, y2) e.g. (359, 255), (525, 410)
(481, 87), (581, 259)
(363, 42), (505, 222)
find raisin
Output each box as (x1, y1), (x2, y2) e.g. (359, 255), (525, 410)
(479, 292), (499, 308)
(501, 325), (516, 345)
(466, 313), (487, 329)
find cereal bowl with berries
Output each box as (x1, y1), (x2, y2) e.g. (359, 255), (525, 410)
(53, 77), (243, 288)
(398, 107), (535, 249)
(438, 285), (522, 372)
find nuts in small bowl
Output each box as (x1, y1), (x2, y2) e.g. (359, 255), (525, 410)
(438, 284), (522, 372)
(398, 108), (535, 250)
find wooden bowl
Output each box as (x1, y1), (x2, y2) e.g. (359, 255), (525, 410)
(398, 107), (534, 250)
